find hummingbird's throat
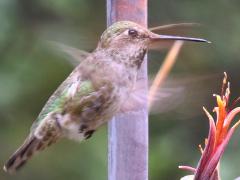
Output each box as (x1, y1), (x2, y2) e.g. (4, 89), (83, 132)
(113, 47), (146, 69)
(131, 48), (146, 69)
(114, 45), (147, 69)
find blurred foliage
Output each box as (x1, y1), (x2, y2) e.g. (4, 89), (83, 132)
(1, 0), (240, 180)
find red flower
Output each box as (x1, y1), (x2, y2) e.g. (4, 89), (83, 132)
(180, 73), (240, 180)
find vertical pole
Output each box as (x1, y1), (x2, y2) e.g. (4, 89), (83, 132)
(107, 1), (148, 180)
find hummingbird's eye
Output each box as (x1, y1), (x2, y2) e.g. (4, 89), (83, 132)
(128, 29), (138, 37)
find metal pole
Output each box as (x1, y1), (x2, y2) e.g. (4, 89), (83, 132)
(107, 1), (148, 180)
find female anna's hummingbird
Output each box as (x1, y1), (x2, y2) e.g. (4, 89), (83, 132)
(3, 21), (209, 173)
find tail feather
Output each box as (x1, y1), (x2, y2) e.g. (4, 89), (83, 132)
(3, 136), (43, 173)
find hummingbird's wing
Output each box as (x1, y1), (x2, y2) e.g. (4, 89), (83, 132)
(119, 73), (218, 115)
(149, 23), (200, 32)
(48, 41), (90, 67)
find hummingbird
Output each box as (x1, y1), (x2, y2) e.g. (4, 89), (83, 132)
(3, 21), (209, 173)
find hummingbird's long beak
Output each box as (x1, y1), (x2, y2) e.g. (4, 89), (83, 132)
(149, 33), (211, 43)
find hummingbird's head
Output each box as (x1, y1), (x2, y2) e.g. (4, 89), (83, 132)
(98, 21), (209, 50)
(98, 21), (151, 49)
(97, 21), (209, 68)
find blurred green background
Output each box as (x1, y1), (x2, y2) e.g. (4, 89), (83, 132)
(1, 0), (240, 179)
